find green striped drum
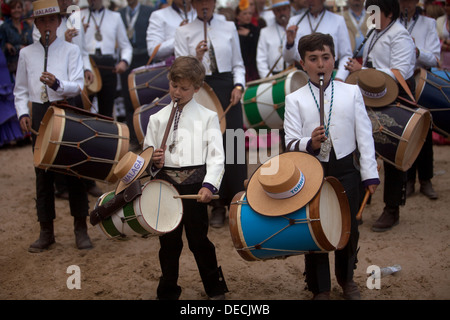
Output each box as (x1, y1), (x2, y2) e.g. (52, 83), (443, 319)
(242, 69), (309, 130)
(96, 180), (183, 238)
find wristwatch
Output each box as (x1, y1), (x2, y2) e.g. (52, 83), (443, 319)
(234, 84), (244, 92)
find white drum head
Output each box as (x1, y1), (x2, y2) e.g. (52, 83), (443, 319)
(317, 180), (342, 248)
(136, 180), (183, 234)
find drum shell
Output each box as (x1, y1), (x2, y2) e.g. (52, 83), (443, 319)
(367, 104), (431, 171)
(229, 177), (350, 261)
(33, 106), (129, 183)
(128, 65), (169, 109)
(415, 68), (450, 137)
(96, 180), (183, 238)
(242, 70), (308, 130)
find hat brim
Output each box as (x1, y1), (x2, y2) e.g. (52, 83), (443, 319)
(115, 147), (154, 194)
(246, 152), (324, 217)
(271, 2), (290, 9)
(346, 70), (399, 107)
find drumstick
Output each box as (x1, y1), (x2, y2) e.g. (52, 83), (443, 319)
(219, 102), (233, 121)
(352, 28), (374, 59)
(174, 195), (220, 200)
(356, 164), (380, 221)
(319, 73), (324, 127)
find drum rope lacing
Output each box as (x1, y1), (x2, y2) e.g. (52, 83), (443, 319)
(367, 107), (409, 142)
(232, 199), (320, 255)
(129, 68), (169, 93)
(422, 77), (450, 109)
(39, 114), (128, 178)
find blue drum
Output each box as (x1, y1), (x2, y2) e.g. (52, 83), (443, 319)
(415, 68), (450, 137)
(229, 177), (350, 261)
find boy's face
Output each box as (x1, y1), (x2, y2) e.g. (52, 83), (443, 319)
(169, 79), (200, 107)
(35, 14), (61, 42)
(300, 45), (335, 84)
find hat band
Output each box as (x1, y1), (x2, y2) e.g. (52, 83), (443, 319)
(360, 87), (387, 99)
(121, 155), (145, 184)
(34, 6), (59, 16)
(264, 169), (305, 200)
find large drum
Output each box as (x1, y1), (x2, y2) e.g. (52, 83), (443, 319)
(95, 180), (183, 238)
(367, 103), (431, 171)
(33, 105), (129, 183)
(229, 177), (350, 261)
(133, 83), (226, 144)
(415, 68), (450, 137)
(128, 61), (170, 109)
(242, 69), (308, 130)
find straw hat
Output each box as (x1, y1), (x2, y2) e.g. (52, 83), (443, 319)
(30, 0), (60, 18)
(270, 0), (290, 9)
(346, 69), (399, 107)
(114, 147), (154, 194)
(246, 152), (324, 217)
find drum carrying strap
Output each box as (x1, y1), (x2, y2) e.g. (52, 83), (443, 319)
(391, 69), (415, 103)
(89, 180), (142, 226)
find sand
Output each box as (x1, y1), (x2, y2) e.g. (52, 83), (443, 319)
(0, 141), (449, 301)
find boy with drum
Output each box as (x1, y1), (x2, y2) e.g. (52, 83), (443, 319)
(284, 33), (380, 299)
(143, 56), (228, 300)
(14, 0), (92, 252)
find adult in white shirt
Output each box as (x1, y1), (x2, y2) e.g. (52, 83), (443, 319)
(346, 0), (417, 233)
(437, 1), (450, 69)
(284, 0), (352, 81)
(399, 0), (440, 200)
(256, 0), (291, 78)
(146, 0), (196, 63)
(81, 0), (132, 117)
(174, 0), (246, 228)
(14, 0), (91, 253)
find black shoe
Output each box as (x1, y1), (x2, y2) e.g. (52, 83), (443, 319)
(74, 217), (93, 250)
(28, 221), (55, 253)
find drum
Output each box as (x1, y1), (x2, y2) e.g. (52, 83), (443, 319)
(242, 69), (308, 130)
(367, 103), (431, 172)
(86, 56), (102, 94)
(128, 61), (170, 109)
(33, 106), (129, 183)
(415, 68), (450, 137)
(133, 83), (226, 144)
(95, 180), (183, 239)
(229, 177), (350, 261)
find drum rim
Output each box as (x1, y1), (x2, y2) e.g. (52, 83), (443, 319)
(229, 191), (259, 261)
(86, 56), (102, 94)
(97, 191), (124, 239)
(128, 71), (141, 110)
(308, 176), (351, 252)
(33, 106), (64, 169)
(394, 106), (431, 171)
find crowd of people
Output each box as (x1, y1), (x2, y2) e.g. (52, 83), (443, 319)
(0, 0), (449, 300)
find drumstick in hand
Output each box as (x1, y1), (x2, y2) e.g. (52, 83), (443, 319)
(174, 195), (220, 200)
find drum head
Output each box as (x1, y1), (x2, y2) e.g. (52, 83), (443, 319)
(137, 180), (183, 233)
(194, 82), (226, 134)
(308, 177), (350, 251)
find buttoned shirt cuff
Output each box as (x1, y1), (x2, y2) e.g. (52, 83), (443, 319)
(306, 139), (320, 156)
(202, 182), (218, 194)
(363, 178), (380, 188)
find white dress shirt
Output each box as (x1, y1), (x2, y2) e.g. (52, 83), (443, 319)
(283, 9), (353, 81)
(81, 8), (132, 65)
(174, 16), (246, 86)
(284, 81), (379, 182)
(257, 22), (286, 78)
(32, 15), (92, 72)
(362, 21), (416, 80)
(14, 37), (84, 118)
(143, 98), (225, 190)
(398, 14), (440, 69)
(146, 5), (197, 61)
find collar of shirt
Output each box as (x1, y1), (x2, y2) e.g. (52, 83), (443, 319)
(128, 3), (140, 17)
(197, 15), (214, 25)
(349, 8), (365, 22)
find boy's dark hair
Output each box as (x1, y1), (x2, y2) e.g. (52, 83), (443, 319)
(168, 56), (205, 89)
(365, 0), (400, 21)
(298, 33), (335, 61)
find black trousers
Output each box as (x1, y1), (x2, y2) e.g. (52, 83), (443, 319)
(156, 182), (227, 299)
(204, 73), (247, 205)
(407, 128), (434, 181)
(304, 150), (361, 294)
(383, 77), (416, 207)
(90, 54), (117, 118)
(31, 102), (89, 222)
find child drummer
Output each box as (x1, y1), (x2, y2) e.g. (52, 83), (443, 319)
(283, 33), (380, 299)
(143, 56), (228, 300)
(13, 0), (91, 252)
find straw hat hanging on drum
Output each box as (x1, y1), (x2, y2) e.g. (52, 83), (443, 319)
(229, 152), (351, 261)
(346, 69), (431, 172)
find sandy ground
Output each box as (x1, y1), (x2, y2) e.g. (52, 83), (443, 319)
(0, 140), (449, 302)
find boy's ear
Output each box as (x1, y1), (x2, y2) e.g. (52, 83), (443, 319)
(194, 86), (201, 93)
(299, 59), (305, 70)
